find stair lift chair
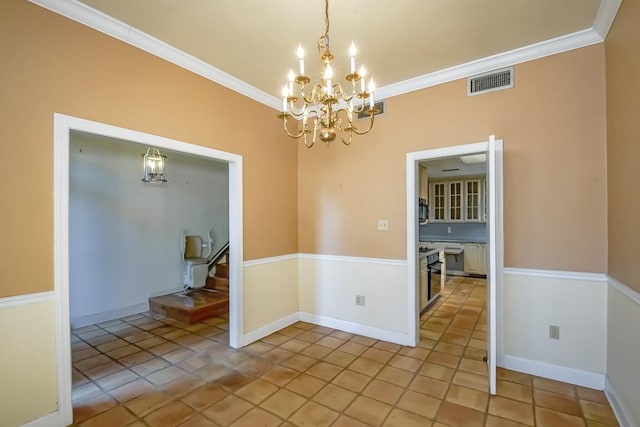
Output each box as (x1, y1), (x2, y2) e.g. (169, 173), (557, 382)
(181, 230), (214, 289)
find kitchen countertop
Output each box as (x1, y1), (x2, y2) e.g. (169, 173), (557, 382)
(418, 247), (445, 258)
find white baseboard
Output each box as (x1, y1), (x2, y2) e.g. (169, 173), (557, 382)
(21, 410), (66, 427)
(299, 312), (412, 346)
(242, 312), (300, 346)
(604, 376), (633, 427)
(502, 354), (605, 390)
(242, 311), (413, 347)
(71, 302), (149, 329)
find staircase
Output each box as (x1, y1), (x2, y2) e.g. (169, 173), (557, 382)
(205, 249), (229, 292)
(149, 245), (230, 324)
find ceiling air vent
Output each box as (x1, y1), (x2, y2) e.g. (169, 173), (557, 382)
(468, 67), (513, 96)
(357, 100), (385, 119)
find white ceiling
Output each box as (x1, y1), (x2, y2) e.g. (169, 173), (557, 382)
(33, 0), (619, 109)
(421, 157), (486, 179)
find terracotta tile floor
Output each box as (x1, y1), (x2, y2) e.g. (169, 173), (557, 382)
(71, 277), (619, 426)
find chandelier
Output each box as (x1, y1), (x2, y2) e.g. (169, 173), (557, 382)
(277, 0), (378, 148)
(141, 147), (167, 184)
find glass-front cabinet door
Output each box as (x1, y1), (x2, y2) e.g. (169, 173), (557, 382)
(449, 181), (463, 221)
(431, 182), (446, 221)
(466, 180), (480, 221)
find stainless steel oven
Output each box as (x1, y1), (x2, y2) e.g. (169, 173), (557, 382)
(419, 248), (442, 312)
(426, 252), (441, 302)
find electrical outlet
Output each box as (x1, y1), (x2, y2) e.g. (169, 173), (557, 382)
(377, 219), (389, 231)
(355, 295), (365, 306)
(549, 325), (560, 340)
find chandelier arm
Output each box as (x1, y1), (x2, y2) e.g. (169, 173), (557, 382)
(299, 83), (323, 105)
(333, 83), (357, 102)
(351, 99), (370, 113)
(287, 99), (310, 118)
(350, 113), (376, 136)
(282, 116), (308, 139)
(334, 108), (354, 146)
(338, 129), (353, 146)
(334, 107), (354, 124)
(303, 136), (315, 148)
(333, 83), (356, 103)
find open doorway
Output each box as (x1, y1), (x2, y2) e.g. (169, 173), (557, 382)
(406, 137), (503, 395)
(68, 131), (231, 328)
(53, 113), (244, 424)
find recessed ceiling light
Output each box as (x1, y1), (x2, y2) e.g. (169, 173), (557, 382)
(459, 154), (486, 164)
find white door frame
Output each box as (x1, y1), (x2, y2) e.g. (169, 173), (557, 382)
(405, 139), (503, 393)
(53, 113), (244, 425)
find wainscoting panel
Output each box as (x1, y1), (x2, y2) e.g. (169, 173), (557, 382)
(298, 254), (409, 345)
(605, 277), (640, 427)
(243, 255), (299, 339)
(502, 269), (607, 387)
(0, 293), (58, 426)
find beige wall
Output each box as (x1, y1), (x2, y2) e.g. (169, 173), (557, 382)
(606, 0), (640, 293)
(0, 0), (298, 298)
(298, 45), (607, 272)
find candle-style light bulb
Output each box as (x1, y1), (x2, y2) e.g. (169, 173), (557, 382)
(349, 42), (357, 73)
(324, 64), (333, 79)
(324, 64), (333, 95)
(368, 78), (375, 108)
(359, 66), (367, 92)
(296, 44), (305, 75)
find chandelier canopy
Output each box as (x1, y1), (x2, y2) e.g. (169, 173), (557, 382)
(277, 0), (378, 148)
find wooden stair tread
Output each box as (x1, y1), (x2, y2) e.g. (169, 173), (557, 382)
(215, 263), (229, 278)
(149, 289), (228, 324)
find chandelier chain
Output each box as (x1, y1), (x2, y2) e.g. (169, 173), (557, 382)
(324, 0), (329, 39)
(318, 0), (331, 55)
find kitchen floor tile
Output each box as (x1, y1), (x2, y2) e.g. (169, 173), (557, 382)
(70, 279), (618, 427)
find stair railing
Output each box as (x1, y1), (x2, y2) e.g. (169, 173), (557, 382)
(207, 241), (230, 273)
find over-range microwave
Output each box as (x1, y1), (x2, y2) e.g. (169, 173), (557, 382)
(418, 198), (428, 223)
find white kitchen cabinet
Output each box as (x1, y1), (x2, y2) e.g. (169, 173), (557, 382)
(430, 182), (446, 222)
(466, 180), (481, 221)
(483, 179), (487, 222)
(419, 165), (429, 201)
(464, 243), (487, 275)
(430, 176), (485, 223)
(448, 181), (463, 221)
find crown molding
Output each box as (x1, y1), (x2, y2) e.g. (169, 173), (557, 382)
(375, 28), (603, 100)
(29, 0), (619, 110)
(28, 0), (282, 110)
(593, 0), (623, 39)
